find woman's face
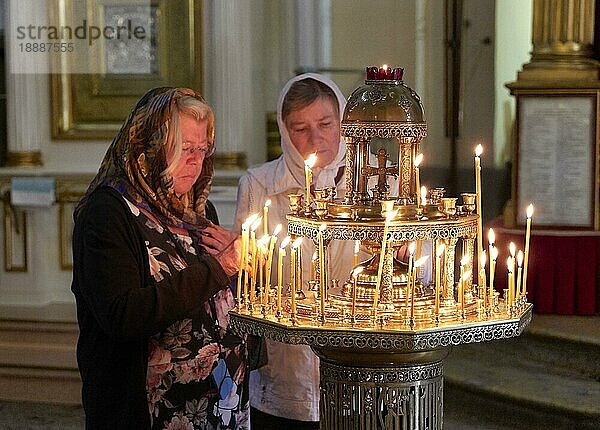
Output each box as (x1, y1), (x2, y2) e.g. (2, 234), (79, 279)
(167, 114), (210, 196)
(285, 97), (340, 168)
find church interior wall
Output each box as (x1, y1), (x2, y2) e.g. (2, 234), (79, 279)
(0, 0), (533, 404)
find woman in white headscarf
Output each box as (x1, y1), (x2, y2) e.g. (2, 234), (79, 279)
(233, 73), (354, 428)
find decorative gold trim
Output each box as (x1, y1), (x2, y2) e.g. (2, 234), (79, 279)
(6, 151), (43, 167)
(3, 194), (27, 272)
(213, 152), (247, 170)
(341, 122), (427, 140)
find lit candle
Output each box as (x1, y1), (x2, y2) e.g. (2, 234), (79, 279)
(459, 255), (469, 316)
(248, 217), (262, 305)
(509, 242), (516, 307)
(354, 240), (360, 267)
(263, 199), (271, 235)
(523, 204), (534, 299)
(290, 238), (303, 316)
(420, 186), (427, 208)
(479, 250), (487, 306)
(277, 236), (291, 314)
(411, 256), (429, 323)
(414, 153), (423, 206)
(487, 228), (495, 303)
(318, 223), (327, 317)
(516, 250), (523, 301)
(304, 153), (317, 208)
(374, 209), (398, 309)
(351, 266), (364, 319)
(237, 220), (248, 307)
(507, 256), (514, 310)
(489, 246), (498, 308)
(310, 251), (317, 282)
(264, 224), (282, 305)
(435, 243), (445, 316)
(240, 214), (258, 305)
(474, 144), (484, 275)
(258, 235), (269, 305)
(405, 242), (416, 309)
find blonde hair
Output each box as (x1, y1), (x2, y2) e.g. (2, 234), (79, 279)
(164, 95), (215, 175)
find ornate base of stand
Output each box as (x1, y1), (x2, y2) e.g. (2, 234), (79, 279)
(315, 348), (447, 430)
(229, 304), (532, 430)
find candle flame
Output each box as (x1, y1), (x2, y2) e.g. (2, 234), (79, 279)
(272, 223), (283, 237)
(305, 153), (317, 168)
(250, 217), (262, 232)
(460, 255), (469, 266)
(353, 266), (364, 277)
(245, 212), (259, 226)
(517, 250), (524, 267)
(312, 251), (318, 261)
(354, 240), (360, 254)
(526, 204), (534, 218)
(509, 242), (516, 257)
(319, 223), (327, 232)
(462, 270), (472, 282)
(408, 242), (416, 255)
(264, 199), (271, 208)
(292, 237), (303, 249)
(280, 236), (291, 249)
(385, 209), (398, 222)
(480, 250), (487, 267)
(415, 255), (429, 267)
(420, 186), (427, 203)
(382, 64), (388, 70)
(475, 144), (483, 157)
(491, 246), (499, 261)
(259, 235), (270, 247)
(414, 153), (423, 167)
(507, 256), (513, 272)
(436, 243), (445, 257)
(488, 228), (495, 245)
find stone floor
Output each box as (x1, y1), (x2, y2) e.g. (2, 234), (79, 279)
(0, 315), (598, 429)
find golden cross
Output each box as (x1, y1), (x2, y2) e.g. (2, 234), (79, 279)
(362, 148), (398, 200)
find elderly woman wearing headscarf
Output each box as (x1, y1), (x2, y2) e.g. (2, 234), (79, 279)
(233, 73), (356, 429)
(72, 87), (249, 429)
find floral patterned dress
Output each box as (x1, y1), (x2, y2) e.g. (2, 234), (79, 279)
(122, 197), (250, 429)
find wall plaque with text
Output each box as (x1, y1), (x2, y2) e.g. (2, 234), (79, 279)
(516, 94), (598, 229)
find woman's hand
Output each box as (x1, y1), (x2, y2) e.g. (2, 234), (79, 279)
(200, 225), (241, 276)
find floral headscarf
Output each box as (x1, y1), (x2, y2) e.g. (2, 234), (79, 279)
(75, 87), (214, 230)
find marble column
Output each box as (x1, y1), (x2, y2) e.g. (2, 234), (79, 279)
(295, 0), (331, 72)
(5, 0), (45, 167)
(203, 0), (255, 170)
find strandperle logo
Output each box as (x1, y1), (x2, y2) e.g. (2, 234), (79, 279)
(16, 19), (147, 46)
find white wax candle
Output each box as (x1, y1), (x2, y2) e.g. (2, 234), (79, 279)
(474, 144), (484, 276)
(523, 204), (534, 299)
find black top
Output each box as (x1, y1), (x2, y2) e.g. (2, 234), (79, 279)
(71, 187), (229, 429)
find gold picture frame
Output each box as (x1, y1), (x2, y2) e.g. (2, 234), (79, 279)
(3, 194), (28, 272)
(51, 0), (202, 140)
(58, 195), (80, 271)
